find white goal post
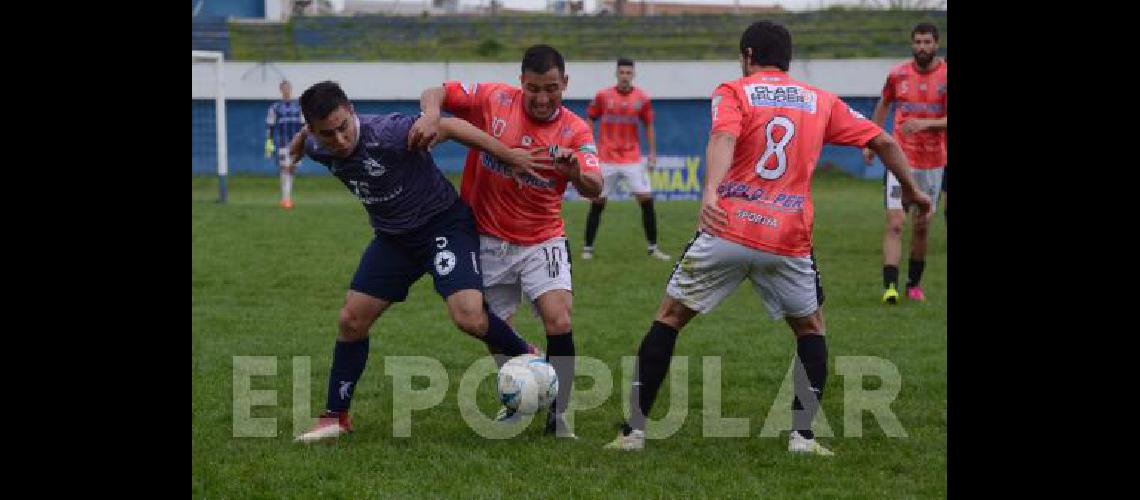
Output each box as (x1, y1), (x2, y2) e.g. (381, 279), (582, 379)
(192, 50), (228, 203)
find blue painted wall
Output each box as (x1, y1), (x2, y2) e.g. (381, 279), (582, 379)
(192, 0), (264, 18)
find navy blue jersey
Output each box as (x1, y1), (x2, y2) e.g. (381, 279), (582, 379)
(305, 113), (458, 235)
(267, 100), (305, 149)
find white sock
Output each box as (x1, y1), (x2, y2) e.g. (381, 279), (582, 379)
(282, 173), (294, 200)
(648, 244), (657, 252)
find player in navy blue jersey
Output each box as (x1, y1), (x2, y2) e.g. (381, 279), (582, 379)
(288, 81), (551, 443)
(266, 80), (306, 209)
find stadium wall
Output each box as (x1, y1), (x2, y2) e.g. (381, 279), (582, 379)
(193, 59), (902, 183)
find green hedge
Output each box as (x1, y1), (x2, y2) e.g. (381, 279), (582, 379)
(230, 10), (946, 61)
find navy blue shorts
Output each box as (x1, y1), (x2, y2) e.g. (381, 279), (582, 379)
(349, 199), (483, 302)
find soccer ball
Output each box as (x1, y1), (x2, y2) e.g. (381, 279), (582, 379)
(497, 354), (558, 415)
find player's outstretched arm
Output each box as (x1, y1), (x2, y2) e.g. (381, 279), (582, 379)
(409, 86), (448, 150)
(866, 132), (932, 219)
(437, 117), (547, 180)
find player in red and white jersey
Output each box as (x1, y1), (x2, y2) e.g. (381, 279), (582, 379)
(581, 58), (669, 261)
(412, 45), (603, 438)
(605, 21), (931, 455)
(863, 22), (947, 304)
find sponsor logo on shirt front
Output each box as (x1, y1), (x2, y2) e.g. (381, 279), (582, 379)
(898, 102), (944, 114)
(479, 151), (556, 189)
(717, 181), (806, 213)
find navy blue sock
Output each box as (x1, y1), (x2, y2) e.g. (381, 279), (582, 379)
(326, 337), (370, 413)
(792, 335), (828, 440)
(546, 333), (575, 417)
(483, 304), (529, 364)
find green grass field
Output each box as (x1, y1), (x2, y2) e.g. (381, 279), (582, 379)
(192, 173), (946, 498)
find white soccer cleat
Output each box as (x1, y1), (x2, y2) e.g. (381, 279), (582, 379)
(648, 248), (671, 261)
(788, 430), (835, 456)
(295, 410), (353, 443)
(603, 428), (645, 451)
(581, 248), (594, 260)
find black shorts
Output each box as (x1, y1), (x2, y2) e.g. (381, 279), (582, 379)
(349, 199), (483, 302)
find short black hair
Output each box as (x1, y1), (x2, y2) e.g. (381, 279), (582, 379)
(617, 57), (634, 67)
(299, 81), (350, 124)
(739, 20), (792, 72)
(912, 23), (939, 41)
(521, 45), (565, 76)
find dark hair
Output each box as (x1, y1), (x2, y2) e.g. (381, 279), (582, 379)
(739, 20), (792, 72)
(912, 23), (939, 41)
(521, 45), (565, 76)
(617, 57), (634, 67)
(299, 81), (349, 123)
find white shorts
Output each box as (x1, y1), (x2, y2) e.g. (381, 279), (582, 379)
(665, 232), (823, 320)
(479, 235), (573, 319)
(600, 161), (652, 198)
(886, 166), (943, 212)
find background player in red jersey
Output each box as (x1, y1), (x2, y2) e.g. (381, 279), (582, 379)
(581, 58), (669, 261)
(605, 20), (931, 455)
(412, 45), (603, 438)
(863, 23), (947, 304)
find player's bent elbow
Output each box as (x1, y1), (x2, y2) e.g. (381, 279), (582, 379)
(579, 176), (604, 198)
(866, 132), (897, 154)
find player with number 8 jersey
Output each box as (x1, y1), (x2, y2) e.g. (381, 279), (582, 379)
(708, 69), (881, 256)
(604, 20), (931, 455)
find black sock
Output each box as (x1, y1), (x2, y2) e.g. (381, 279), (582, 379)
(326, 337), (370, 413)
(585, 203), (604, 248)
(629, 321), (680, 432)
(640, 199), (658, 247)
(482, 304), (529, 366)
(792, 335), (828, 440)
(546, 333), (575, 418)
(883, 265), (899, 289)
(906, 259), (926, 288)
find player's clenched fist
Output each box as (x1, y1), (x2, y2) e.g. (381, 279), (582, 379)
(407, 112), (441, 150)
